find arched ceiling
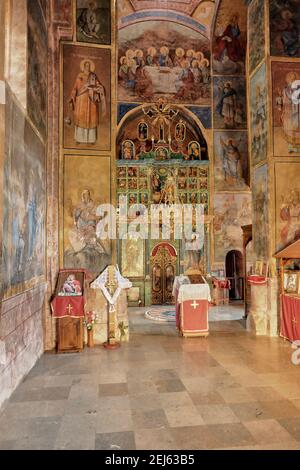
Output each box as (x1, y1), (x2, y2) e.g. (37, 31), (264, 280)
(118, 0), (219, 39)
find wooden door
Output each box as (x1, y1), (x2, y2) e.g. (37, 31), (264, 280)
(151, 244), (177, 305)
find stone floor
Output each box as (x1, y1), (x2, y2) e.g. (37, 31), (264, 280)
(0, 306), (300, 450)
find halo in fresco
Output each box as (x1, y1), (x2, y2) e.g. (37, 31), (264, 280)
(118, 21), (211, 105)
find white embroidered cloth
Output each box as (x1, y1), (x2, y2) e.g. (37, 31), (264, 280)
(172, 275), (191, 297)
(177, 283), (211, 304)
(90, 266), (132, 311)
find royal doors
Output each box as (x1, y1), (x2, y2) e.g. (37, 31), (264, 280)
(151, 243), (177, 305)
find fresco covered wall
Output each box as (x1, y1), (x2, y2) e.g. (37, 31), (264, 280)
(247, 0), (300, 262)
(58, 0), (114, 280)
(212, 0), (251, 269)
(269, 0), (300, 255)
(247, 0), (270, 264)
(0, 0), (47, 408)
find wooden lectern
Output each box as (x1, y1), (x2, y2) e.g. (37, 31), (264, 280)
(51, 269), (86, 353)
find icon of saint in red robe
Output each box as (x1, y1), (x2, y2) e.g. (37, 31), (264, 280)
(214, 15), (244, 63)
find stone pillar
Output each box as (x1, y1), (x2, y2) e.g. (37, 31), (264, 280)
(247, 283), (268, 335)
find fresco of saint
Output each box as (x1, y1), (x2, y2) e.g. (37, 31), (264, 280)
(270, 2), (300, 57)
(214, 14), (244, 64)
(280, 188), (300, 245)
(216, 81), (237, 128)
(220, 137), (243, 186)
(69, 59), (106, 144)
(276, 72), (300, 152)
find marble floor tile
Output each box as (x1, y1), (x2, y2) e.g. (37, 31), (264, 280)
(230, 401), (269, 422)
(246, 386), (285, 402)
(189, 391), (226, 405)
(55, 414), (96, 450)
(219, 387), (256, 404)
(10, 386), (71, 402)
(170, 423), (255, 449)
(96, 410), (133, 433)
(159, 391), (194, 409)
(132, 409), (168, 430)
(197, 404), (240, 425)
(64, 397), (98, 416)
(272, 383), (300, 400)
(259, 400), (300, 420)
(155, 379), (186, 393)
(98, 383), (128, 397)
(95, 431), (136, 450)
(134, 428), (175, 450)
(244, 419), (297, 444)
(0, 440), (16, 450)
(278, 417), (300, 441)
(164, 405), (205, 427)
(129, 393), (162, 411)
(98, 395), (131, 411)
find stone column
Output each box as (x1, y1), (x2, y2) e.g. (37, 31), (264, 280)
(247, 283), (268, 335)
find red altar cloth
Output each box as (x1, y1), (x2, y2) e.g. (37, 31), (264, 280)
(51, 296), (85, 318)
(180, 299), (209, 337)
(280, 295), (300, 342)
(177, 284), (210, 337)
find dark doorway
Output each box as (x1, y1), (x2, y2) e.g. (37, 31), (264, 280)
(226, 250), (244, 301)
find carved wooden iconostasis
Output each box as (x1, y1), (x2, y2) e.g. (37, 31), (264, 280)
(116, 102), (212, 306)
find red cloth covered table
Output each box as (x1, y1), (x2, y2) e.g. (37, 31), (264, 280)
(180, 299), (209, 337)
(177, 284), (211, 337)
(280, 295), (300, 342)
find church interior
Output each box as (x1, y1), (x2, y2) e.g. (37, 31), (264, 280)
(1, 0), (300, 451)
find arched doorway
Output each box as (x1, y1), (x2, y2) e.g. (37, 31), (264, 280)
(151, 243), (177, 305)
(226, 250), (244, 301)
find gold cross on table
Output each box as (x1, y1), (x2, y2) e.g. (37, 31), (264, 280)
(66, 304), (73, 315)
(292, 317), (298, 325)
(191, 300), (199, 310)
